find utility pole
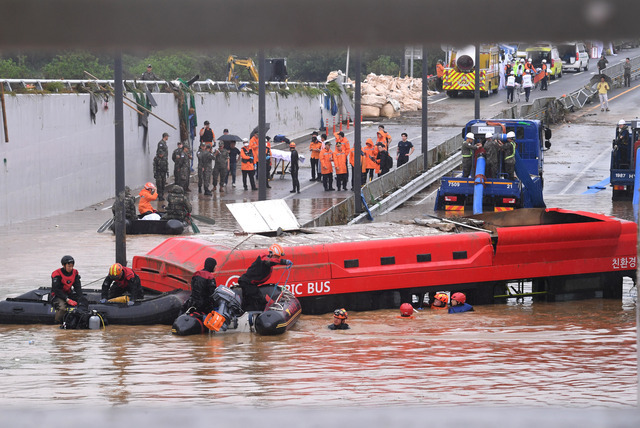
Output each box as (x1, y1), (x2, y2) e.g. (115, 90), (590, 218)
(114, 52), (126, 265)
(258, 50), (266, 201)
(422, 46), (428, 170)
(353, 51), (362, 213)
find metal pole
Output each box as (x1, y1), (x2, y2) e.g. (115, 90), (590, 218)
(475, 43), (480, 119)
(422, 46), (428, 171)
(258, 50), (266, 201)
(353, 51), (362, 213)
(114, 52), (126, 265)
(345, 46), (350, 83)
(410, 49), (414, 79)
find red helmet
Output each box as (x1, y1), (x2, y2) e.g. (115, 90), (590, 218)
(400, 303), (414, 317)
(108, 263), (123, 279)
(334, 308), (348, 320)
(451, 292), (466, 304)
(144, 182), (156, 191)
(433, 292), (449, 305)
(269, 244), (285, 257)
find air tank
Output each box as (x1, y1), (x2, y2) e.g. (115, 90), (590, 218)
(455, 45), (476, 72)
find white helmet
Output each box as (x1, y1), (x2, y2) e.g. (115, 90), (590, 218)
(485, 132), (493, 139)
(465, 132), (474, 139)
(542, 59), (547, 63)
(618, 119), (626, 126)
(507, 131), (516, 139)
(520, 58), (525, 63)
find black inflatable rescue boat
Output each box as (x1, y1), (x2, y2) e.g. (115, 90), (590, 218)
(0, 288), (190, 325)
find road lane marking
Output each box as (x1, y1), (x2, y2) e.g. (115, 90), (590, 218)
(429, 97), (448, 104)
(490, 101), (503, 106)
(558, 147), (611, 195)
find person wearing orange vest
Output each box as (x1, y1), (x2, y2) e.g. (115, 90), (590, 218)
(249, 133), (259, 176)
(376, 125), (391, 150)
(333, 142), (349, 191)
(540, 59), (549, 91)
(51, 255), (85, 323)
(138, 182), (158, 216)
(101, 263), (144, 302)
(436, 60), (445, 91)
(363, 138), (378, 181)
(240, 139), (257, 190)
(309, 132), (322, 182)
(349, 146), (367, 189)
(319, 141), (335, 191)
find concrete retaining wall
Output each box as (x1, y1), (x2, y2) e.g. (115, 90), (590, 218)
(0, 91), (325, 226)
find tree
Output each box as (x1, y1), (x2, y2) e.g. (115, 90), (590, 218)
(0, 58), (31, 78)
(42, 51), (112, 79)
(366, 55), (400, 76)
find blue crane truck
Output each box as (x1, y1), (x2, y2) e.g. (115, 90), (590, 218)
(435, 119), (552, 212)
(610, 119), (640, 201)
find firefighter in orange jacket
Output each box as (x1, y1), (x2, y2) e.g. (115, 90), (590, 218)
(320, 141), (335, 191)
(333, 142), (349, 191)
(363, 138), (378, 181)
(309, 132), (322, 181)
(240, 139), (257, 190)
(138, 182), (158, 215)
(376, 125), (391, 150)
(436, 60), (445, 91)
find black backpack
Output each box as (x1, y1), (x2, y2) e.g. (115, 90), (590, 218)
(384, 152), (393, 170)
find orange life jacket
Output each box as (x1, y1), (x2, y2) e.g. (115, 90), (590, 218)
(320, 147), (334, 174)
(333, 149), (349, 174)
(138, 188), (157, 214)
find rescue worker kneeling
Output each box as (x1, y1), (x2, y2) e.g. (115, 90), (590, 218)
(100, 263), (144, 303)
(237, 244), (292, 311)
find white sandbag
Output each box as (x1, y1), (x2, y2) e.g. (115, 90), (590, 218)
(361, 105), (381, 118)
(380, 103), (400, 118)
(361, 94), (387, 108)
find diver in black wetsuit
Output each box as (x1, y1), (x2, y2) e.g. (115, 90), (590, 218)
(237, 244), (292, 311)
(327, 308), (350, 330)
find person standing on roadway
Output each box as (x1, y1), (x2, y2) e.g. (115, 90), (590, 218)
(506, 71), (516, 104)
(436, 60), (445, 91)
(309, 132), (322, 182)
(522, 70), (533, 103)
(396, 132), (414, 167)
(320, 141), (335, 191)
(376, 125), (391, 150)
(462, 133), (480, 178)
(597, 76), (610, 112)
(240, 139), (257, 190)
(289, 142), (300, 193)
(349, 146), (367, 189)
(623, 58), (631, 87)
(363, 138), (378, 181)
(333, 142), (349, 191)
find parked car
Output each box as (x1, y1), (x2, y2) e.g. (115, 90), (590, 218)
(526, 45), (563, 79)
(558, 42), (589, 72)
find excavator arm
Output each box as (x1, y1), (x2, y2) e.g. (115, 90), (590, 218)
(226, 55), (259, 82)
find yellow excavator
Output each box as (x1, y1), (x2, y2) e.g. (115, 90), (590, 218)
(226, 55), (259, 82)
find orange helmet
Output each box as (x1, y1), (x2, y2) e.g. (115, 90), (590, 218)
(400, 303), (414, 317)
(268, 244), (285, 257)
(108, 263), (123, 279)
(433, 292), (449, 305)
(144, 182), (156, 191)
(289, 142), (296, 148)
(451, 292), (466, 304)
(334, 308), (348, 319)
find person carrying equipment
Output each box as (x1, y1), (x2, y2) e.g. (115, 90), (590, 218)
(237, 244), (292, 311)
(51, 255), (86, 323)
(328, 308), (350, 330)
(100, 263), (144, 303)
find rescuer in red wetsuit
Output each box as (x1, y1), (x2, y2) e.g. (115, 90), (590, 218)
(182, 257), (218, 314)
(328, 308), (350, 330)
(238, 244), (292, 311)
(100, 263), (144, 302)
(51, 255), (86, 323)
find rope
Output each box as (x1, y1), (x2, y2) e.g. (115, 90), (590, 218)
(267, 263), (293, 308)
(474, 173), (486, 186)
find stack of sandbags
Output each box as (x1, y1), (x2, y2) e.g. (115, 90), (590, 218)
(360, 73), (437, 118)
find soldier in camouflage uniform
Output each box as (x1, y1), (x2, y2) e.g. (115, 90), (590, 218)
(200, 144), (215, 196)
(196, 142), (206, 193)
(111, 186), (137, 222)
(171, 141), (183, 182)
(157, 133), (169, 157)
(163, 186), (192, 222)
(153, 149), (169, 201)
(212, 144), (229, 193)
(175, 144), (192, 192)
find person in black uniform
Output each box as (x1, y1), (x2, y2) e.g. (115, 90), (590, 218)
(183, 257), (218, 313)
(328, 308), (350, 330)
(51, 255), (86, 323)
(237, 244), (292, 311)
(289, 141), (300, 193)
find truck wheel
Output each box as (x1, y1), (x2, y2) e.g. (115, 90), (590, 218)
(446, 90), (458, 98)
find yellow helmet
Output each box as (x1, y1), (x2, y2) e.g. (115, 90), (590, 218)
(108, 263), (123, 279)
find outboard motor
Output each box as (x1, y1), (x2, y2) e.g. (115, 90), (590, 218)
(204, 286), (243, 332)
